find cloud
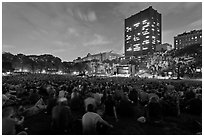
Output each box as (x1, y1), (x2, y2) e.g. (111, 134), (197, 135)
(66, 28), (79, 37)
(87, 11), (97, 22)
(76, 10), (97, 22)
(114, 2), (200, 18)
(53, 41), (72, 47)
(188, 19), (202, 28)
(83, 34), (111, 47)
(52, 49), (66, 54)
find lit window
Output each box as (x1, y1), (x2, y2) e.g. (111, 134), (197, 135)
(151, 24), (155, 27)
(133, 44), (140, 51)
(143, 39), (150, 45)
(146, 36), (149, 38)
(142, 19), (148, 24)
(126, 35), (131, 40)
(133, 43), (140, 47)
(142, 31), (150, 35)
(143, 40), (149, 43)
(143, 47), (148, 50)
(195, 36), (197, 39)
(142, 24), (150, 28)
(133, 36), (140, 41)
(126, 47), (132, 51)
(126, 27), (132, 32)
(133, 22), (140, 28)
(152, 28), (155, 31)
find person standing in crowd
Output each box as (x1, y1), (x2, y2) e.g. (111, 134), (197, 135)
(70, 88), (82, 111)
(46, 92), (57, 115)
(104, 93), (118, 122)
(92, 91), (102, 107)
(82, 104), (113, 135)
(128, 88), (138, 105)
(51, 97), (73, 134)
(138, 89), (149, 106)
(145, 96), (162, 124)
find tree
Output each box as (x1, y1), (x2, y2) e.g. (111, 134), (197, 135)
(53, 57), (62, 71)
(2, 62), (14, 72)
(62, 61), (74, 73)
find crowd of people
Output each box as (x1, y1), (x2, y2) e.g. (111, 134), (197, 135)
(2, 74), (202, 135)
(145, 50), (201, 78)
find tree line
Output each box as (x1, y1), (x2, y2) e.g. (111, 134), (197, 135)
(2, 52), (90, 74)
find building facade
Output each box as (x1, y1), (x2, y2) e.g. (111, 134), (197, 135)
(174, 30), (202, 50)
(156, 43), (172, 52)
(125, 6), (162, 58)
(74, 51), (122, 63)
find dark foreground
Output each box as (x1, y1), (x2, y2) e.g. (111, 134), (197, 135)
(23, 107), (201, 135)
(3, 74), (202, 135)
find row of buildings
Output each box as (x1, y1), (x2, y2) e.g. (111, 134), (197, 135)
(72, 6), (201, 75)
(73, 51), (122, 63)
(74, 6), (202, 62)
(124, 6), (202, 59)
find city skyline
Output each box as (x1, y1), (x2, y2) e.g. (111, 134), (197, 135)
(3, 2), (202, 61)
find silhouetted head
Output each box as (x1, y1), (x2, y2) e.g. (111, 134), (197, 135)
(87, 104), (94, 112)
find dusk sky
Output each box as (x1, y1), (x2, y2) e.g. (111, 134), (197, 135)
(2, 2), (202, 61)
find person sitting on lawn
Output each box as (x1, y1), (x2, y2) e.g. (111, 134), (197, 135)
(82, 104), (113, 135)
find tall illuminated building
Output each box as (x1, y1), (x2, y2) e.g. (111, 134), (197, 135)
(125, 6), (162, 58)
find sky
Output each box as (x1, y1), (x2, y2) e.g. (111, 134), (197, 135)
(2, 2), (202, 61)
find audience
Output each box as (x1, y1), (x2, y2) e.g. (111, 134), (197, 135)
(2, 74), (202, 134)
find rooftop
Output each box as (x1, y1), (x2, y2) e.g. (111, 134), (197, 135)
(176, 29), (202, 37)
(126, 6), (161, 20)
